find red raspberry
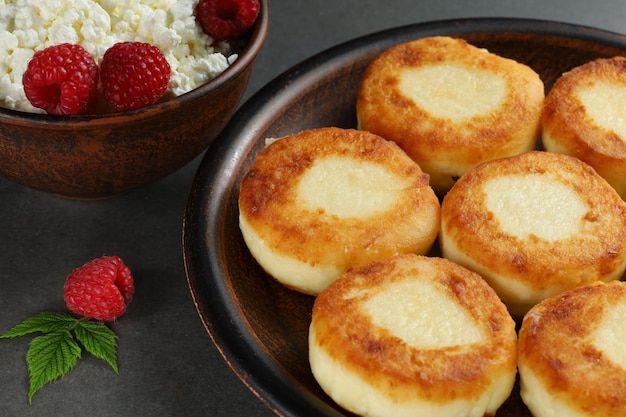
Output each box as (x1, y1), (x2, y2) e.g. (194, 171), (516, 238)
(63, 256), (135, 321)
(196, 0), (260, 42)
(100, 42), (171, 111)
(22, 43), (99, 115)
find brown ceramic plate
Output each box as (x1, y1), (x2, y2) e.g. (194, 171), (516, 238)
(183, 18), (626, 416)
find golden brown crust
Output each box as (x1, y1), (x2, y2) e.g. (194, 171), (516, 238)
(239, 127), (440, 293)
(519, 281), (626, 416)
(440, 150), (626, 316)
(356, 36), (544, 194)
(542, 56), (626, 198)
(311, 254), (517, 404)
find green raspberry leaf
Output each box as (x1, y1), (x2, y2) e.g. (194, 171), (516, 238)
(2, 314), (123, 403)
(1, 312), (77, 338)
(26, 331), (81, 403)
(74, 320), (119, 373)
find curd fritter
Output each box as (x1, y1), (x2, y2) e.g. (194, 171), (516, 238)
(309, 254), (517, 417)
(440, 150), (626, 317)
(357, 36), (544, 194)
(542, 56), (626, 199)
(239, 127), (440, 295)
(519, 281), (626, 417)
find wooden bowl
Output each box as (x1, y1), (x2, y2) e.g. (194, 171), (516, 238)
(0, 0), (268, 199)
(183, 18), (626, 416)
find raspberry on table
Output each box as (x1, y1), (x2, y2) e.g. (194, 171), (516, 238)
(22, 43), (99, 115)
(196, 0), (260, 42)
(100, 42), (171, 111)
(63, 256), (135, 322)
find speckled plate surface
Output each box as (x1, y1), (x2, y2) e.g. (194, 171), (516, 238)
(183, 18), (626, 416)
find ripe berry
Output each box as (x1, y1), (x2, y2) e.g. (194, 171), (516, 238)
(100, 42), (171, 111)
(22, 43), (99, 115)
(196, 0), (260, 42)
(63, 256), (135, 321)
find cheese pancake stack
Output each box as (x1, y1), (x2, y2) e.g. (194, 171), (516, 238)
(309, 254), (517, 417)
(440, 150), (626, 317)
(519, 281), (626, 417)
(238, 127), (440, 295)
(357, 36), (544, 194)
(542, 56), (626, 199)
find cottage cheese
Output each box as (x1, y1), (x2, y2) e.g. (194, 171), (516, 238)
(0, 0), (237, 113)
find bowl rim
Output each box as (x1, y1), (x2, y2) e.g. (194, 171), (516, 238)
(0, 0), (269, 127)
(183, 17), (626, 417)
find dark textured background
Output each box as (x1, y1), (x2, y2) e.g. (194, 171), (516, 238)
(1, 1), (625, 416)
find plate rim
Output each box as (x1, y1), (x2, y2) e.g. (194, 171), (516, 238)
(183, 17), (626, 417)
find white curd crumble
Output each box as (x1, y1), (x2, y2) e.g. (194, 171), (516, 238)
(0, 0), (238, 113)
